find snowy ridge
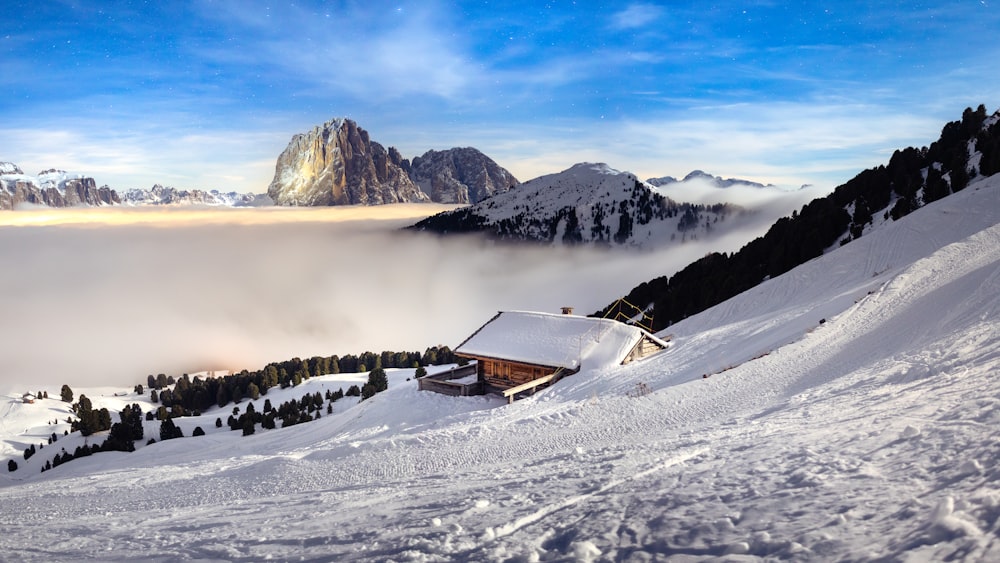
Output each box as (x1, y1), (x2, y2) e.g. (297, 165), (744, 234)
(647, 169), (774, 189)
(411, 162), (769, 248)
(121, 184), (272, 207)
(1, 162), (266, 209)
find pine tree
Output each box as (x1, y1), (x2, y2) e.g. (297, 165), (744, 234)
(159, 418), (183, 440)
(60, 384), (73, 403)
(367, 368), (388, 393)
(8, 459), (17, 472)
(242, 416), (255, 436)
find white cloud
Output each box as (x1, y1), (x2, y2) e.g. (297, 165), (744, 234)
(195, 1), (479, 102)
(0, 207), (763, 389)
(610, 3), (665, 30)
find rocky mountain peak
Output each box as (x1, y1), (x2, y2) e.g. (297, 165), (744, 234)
(267, 118), (428, 206)
(268, 118), (519, 206)
(409, 146), (520, 204)
(1, 163), (119, 209)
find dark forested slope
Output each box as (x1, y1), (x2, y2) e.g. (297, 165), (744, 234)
(597, 105), (1000, 330)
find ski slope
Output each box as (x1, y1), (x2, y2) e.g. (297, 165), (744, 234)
(1, 175), (998, 561)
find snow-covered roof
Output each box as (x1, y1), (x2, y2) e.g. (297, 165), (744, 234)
(455, 311), (668, 370)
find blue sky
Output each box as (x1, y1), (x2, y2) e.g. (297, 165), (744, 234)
(2, 1), (999, 194)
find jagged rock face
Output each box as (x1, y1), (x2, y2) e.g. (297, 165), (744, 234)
(268, 118), (429, 206)
(1, 165), (120, 209)
(409, 147), (520, 204)
(61, 177), (120, 206)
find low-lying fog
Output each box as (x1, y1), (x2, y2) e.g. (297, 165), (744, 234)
(0, 201), (809, 391)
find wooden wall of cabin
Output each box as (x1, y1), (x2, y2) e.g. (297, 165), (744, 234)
(480, 358), (554, 388)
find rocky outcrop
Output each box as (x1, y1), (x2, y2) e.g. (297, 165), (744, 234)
(409, 147), (519, 204)
(267, 118), (429, 206)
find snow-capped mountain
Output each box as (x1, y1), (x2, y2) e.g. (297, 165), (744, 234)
(410, 162), (768, 247)
(1, 169), (998, 561)
(1, 162), (268, 209)
(647, 169), (774, 189)
(1, 164), (119, 209)
(122, 185), (272, 207)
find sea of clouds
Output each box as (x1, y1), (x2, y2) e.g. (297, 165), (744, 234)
(0, 198), (814, 392)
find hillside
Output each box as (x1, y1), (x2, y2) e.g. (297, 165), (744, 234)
(599, 105), (1000, 329)
(1, 170), (998, 560)
(408, 162), (807, 248)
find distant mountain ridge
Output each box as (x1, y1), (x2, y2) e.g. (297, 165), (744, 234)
(647, 170), (775, 189)
(598, 104), (1000, 330)
(0, 163), (267, 210)
(1, 165), (119, 209)
(267, 118), (519, 206)
(408, 162), (753, 248)
(122, 185), (272, 207)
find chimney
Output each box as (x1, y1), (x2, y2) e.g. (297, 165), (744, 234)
(560, 306), (574, 315)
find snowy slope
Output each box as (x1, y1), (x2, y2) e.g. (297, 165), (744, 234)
(0, 176), (998, 560)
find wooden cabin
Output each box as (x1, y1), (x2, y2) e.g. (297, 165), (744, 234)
(451, 310), (670, 402)
(21, 393), (36, 404)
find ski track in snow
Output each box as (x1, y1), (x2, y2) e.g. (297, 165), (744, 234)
(1, 177), (999, 561)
